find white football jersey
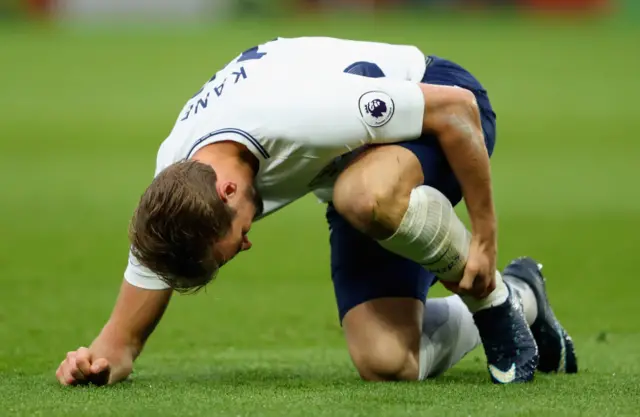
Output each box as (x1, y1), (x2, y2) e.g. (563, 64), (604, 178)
(126, 36), (428, 289)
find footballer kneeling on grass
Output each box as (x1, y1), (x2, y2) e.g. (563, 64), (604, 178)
(56, 36), (577, 386)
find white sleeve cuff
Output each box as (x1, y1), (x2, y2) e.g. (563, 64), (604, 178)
(124, 251), (171, 290)
(361, 80), (424, 144)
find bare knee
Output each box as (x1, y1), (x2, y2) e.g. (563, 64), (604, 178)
(343, 298), (423, 381)
(334, 179), (407, 239)
(332, 146), (423, 239)
(350, 336), (419, 381)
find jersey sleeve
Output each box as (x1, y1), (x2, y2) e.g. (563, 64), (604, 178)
(245, 71), (425, 150)
(185, 71), (426, 157)
(124, 250), (171, 290)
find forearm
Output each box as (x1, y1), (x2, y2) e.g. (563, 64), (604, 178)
(437, 101), (496, 243)
(88, 282), (171, 384)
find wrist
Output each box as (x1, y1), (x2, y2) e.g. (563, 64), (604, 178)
(471, 219), (496, 241)
(462, 189), (495, 239)
(90, 331), (138, 363)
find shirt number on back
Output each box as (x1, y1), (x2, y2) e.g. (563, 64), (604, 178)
(180, 45), (268, 122)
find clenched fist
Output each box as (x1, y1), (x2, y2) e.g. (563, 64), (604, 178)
(56, 347), (111, 386)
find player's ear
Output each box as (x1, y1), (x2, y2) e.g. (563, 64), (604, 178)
(217, 181), (237, 202)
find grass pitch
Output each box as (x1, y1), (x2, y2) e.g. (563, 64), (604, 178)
(1, 13), (639, 417)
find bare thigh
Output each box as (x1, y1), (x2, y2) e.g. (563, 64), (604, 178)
(332, 145), (425, 239)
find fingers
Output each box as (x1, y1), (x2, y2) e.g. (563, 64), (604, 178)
(482, 275), (497, 298)
(68, 353), (85, 381)
(56, 347), (107, 387)
(91, 358), (109, 374)
(75, 347), (93, 377)
(59, 366), (74, 386)
(458, 265), (478, 294)
(89, 358), (111, 386)
(457, 264), (497, 299)
(441, 253), (497, 300)
(56, 351), (83, 386)
(472, 266), (496, 299)
(56, 360), (68, 385)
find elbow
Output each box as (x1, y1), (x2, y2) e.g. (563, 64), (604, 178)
(421, 85), (481, 139)
(438, 90), (483, 146)
(451, 88), (480, 123)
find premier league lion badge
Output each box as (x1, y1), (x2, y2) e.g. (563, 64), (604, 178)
(359, 91), (395, 127)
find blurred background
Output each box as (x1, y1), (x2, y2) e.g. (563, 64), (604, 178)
(1, 0), (639, 414)
(0, 0), (626, 21)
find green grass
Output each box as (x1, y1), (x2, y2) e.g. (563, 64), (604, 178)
(1, 13), (640, 417)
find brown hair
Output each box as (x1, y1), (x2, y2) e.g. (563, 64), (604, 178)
(129, 160), (235, 293)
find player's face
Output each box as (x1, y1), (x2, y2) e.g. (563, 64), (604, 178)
(214, 183), (263, 266)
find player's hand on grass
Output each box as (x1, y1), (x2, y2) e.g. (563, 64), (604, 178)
(444, 236), (496, 299)
(56, 347), (111, 386)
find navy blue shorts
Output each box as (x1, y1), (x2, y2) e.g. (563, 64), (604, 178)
(328, 56), (497, 322)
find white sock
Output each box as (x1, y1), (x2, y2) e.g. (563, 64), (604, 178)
(461, 271), (509, 313)
(419, 296), (481, 379)
(505, 278), (539, 325)
(379, 185), (508, 313)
